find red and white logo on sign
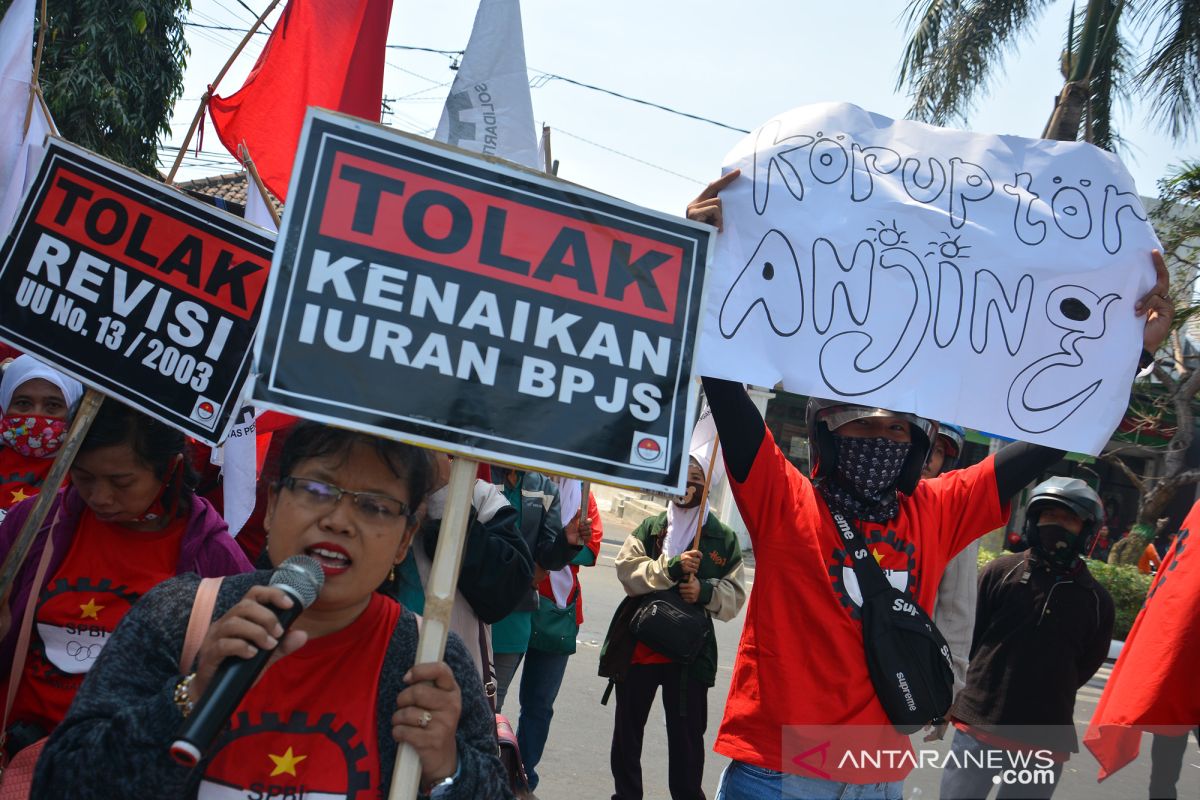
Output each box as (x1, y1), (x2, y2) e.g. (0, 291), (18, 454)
(190, 397), (221, 429)
(630, 433), (667, 469)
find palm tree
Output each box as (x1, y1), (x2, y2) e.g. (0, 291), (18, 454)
(896, 0), (1200, 147)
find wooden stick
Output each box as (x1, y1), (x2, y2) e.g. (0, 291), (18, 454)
(691, 434), (721, 551)
(238, 143), (282, 228)
(164, 0), (284, 184)
(541, 124), (553, 175)
(389, 455), (478, 800)
(22, 0), (49, 137)
(0, 389), (103, 609)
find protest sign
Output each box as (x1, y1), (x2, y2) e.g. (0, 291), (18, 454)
(253, 109), (711, 492)
(694, 102), (1160, 455)
(0, 139), (273, 445)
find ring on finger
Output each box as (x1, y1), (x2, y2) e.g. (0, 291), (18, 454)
(418, 710), (432, 729)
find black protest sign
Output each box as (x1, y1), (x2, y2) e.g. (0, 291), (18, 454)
(0, 140), (273, 445)
(253, 110), (711, 492)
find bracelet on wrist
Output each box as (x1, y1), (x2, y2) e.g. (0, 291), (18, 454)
(174, 673), (197, 718)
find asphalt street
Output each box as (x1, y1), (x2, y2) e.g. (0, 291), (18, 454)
(514, 508), (1198, 800)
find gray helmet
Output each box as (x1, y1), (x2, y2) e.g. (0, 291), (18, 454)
(805, 397), (937, 495)
(1022, 476), (1104, 548)
(937, 423), (966, 468)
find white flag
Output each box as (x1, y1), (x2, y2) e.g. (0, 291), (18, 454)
(434, 0), (538, 169)
(689, 395), (725, 490)
(212, 405), (258, 537)
(243, 173), (278, 232)
(0, 0), (53, 237)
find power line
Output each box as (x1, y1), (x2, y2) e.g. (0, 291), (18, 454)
(178, 22), (745, 134)
(530, 71), (749, 134)
(553, 128), (706, 185)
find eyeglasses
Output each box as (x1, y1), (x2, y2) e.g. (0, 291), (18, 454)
(280, 476), (412, 525)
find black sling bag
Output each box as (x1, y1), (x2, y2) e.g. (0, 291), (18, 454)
(832, 511), (954, 734)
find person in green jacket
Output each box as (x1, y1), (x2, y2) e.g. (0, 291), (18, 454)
(600, 455), (747, 800)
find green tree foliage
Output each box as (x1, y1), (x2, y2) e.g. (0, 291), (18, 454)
(0, 0), (191, 175)
(896, 0), (1200, 149)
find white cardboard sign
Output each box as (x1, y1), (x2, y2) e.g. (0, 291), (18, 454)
(695, 103), (1159, 455)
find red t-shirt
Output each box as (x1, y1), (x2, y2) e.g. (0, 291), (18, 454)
(11, 510), (185, 730)
(715, 429), (1007, 782)
(198, 592), (400, 799)
(0, 447), (55, 512)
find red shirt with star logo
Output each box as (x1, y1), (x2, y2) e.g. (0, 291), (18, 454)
(0, 446), (56, 513)
(10, 509), (185, 731)
(715, 429), (1007, 783)
(198, 592), (399, 799)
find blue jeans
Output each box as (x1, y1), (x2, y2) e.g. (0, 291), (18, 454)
(939, 729), (1064, 800)
(515, 648), (570, 791)
(715, 761), (901, 800)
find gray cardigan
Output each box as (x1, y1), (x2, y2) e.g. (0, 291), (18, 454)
(32, 571), (513, 799)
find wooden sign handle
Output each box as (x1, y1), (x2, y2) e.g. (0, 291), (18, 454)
(0, 389), (104, 610)
(389, 455), (477, 799)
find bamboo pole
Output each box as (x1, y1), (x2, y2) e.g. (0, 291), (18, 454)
(0, 390), (104, 609)
(238, 143), (282, 228)
(389, 456), (478, 799)
(164, 0), (284, 184)
(21, 0), (49, 136)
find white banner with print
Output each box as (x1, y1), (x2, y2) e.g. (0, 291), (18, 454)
(694, 103), (1160, 455)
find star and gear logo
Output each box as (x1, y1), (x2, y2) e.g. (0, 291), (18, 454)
(200, 710), (372, 799)
(828, 526), (920, 620)
(31, 576), (140, 676)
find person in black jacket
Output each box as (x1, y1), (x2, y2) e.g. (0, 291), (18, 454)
(941, 477), (1114, 799)
(386, 452), (534, 683)
(488, 467), (580, 710)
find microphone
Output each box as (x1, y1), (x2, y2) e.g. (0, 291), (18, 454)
(169, 555), (324, 766)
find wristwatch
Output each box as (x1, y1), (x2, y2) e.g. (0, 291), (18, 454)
(421, 762), (459, 798)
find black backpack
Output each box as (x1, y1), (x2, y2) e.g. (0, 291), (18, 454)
(832, 511), (955, 734)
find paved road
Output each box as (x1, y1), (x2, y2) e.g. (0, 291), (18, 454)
(512, 510), (1198, 800)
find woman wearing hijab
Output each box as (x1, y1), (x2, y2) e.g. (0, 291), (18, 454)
(600, 455), (747, 800)
(0, 356), (84, 514)
(32, 422), (509, 799)
(0, 400), (251, 759)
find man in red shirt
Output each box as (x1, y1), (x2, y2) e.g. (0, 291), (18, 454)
(686, 172), (1174, 800)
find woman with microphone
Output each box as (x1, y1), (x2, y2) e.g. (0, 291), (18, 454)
(32, 422), (509, 799)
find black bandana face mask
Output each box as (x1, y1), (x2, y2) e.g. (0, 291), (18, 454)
(1032, 524), (1083, 571)
(819, 435), (911, 522)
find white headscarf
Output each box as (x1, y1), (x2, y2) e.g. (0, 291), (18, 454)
(548, 477), (584, 608)
(664, 454), (711, 559)
(0, 355), (84, 415)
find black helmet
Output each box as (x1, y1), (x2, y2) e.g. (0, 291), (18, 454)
(1022, 476), (1104, 551)
(805, 397), (937, 495)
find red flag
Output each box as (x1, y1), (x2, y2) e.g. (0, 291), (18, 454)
(1083, 501), (1200, 780)
(209, 0), (393, 201)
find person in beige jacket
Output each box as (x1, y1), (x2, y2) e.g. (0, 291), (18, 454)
(599, 456), (747, 800)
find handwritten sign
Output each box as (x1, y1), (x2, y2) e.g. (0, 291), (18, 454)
(0, 140), (273, 445)
(252, 109), (710, 492)
(694, 103), (1159, 454)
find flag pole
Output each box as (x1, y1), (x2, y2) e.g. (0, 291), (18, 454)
(238, 143), (281, 228)
(691, 434), (721, 551)
(164, 0), (284, 184)
(389, 456), (478, 799)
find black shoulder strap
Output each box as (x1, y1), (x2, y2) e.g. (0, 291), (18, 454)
(831, 511), (893, 600)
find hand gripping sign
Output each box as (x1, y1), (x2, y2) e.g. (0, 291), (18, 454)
(252, 109), (712, 493)
(695, 102), (1161, 455)
(0, 139), (273, 446)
